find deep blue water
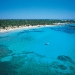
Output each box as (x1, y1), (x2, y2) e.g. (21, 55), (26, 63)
(0, 24), (75, 75)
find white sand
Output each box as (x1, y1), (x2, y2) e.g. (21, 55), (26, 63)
(0, 25), (56, 33)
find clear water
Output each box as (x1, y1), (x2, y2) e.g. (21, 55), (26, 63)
(0, 24), (75, 75)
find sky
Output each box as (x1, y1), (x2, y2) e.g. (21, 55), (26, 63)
(0, 0), (75, 19)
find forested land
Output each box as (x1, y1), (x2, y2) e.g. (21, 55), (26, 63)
(0, 19), (75, 29)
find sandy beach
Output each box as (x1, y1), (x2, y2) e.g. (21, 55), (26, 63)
(0, 25), (55, 33)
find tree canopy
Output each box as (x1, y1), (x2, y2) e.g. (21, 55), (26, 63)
(0, 19), (75, 29)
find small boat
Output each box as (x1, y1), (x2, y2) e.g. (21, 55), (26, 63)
(45, 43), (49, 45)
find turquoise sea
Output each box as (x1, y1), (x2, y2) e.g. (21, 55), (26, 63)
(0, 24), (75, 75)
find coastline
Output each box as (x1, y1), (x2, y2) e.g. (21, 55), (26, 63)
(0, 25), (56, 33)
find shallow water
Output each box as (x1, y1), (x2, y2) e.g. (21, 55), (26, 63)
(0, 24), (75, 75)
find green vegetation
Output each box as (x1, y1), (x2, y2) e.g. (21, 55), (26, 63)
(0, 19), (75, 29)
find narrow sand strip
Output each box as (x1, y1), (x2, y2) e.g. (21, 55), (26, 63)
(0, 25), (56, 33)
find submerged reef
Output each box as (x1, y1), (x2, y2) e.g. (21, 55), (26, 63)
(69, 26), (75, 28)
(57, 55), (74, 63)
(49, 55), (75, 75)
(0, 45), (12, 58)
(0, 36), (9, 39)
(0, 61), (17, 75)
(50, 25), (75, 34)
(0, 52), (75, 75)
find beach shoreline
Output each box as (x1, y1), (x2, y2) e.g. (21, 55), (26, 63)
(0, 25), (57, 33)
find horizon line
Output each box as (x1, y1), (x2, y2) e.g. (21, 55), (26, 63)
(0, 19), (75, 20)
